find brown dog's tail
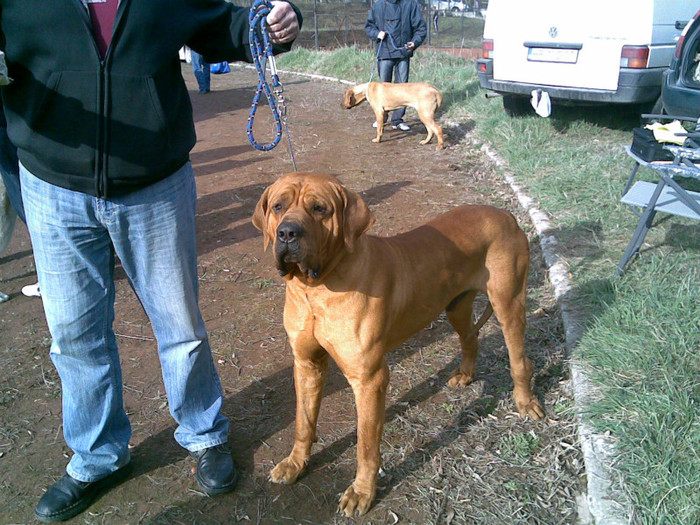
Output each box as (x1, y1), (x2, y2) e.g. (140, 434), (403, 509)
(474, 302), (494, 332)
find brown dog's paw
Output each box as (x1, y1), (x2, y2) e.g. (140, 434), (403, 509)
(516, 397), (545, 420)
(338, 484), (374, 517)
(372, 138), (381, 143)
(270, 456), (306, 484)
(447, 370), (476, 387)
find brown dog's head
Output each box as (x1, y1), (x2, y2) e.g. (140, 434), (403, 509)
(341, 83), (369, 109)
(252, 173), (374, 283)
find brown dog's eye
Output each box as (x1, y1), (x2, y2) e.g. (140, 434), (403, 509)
(272, 202), (285, 214)
(312, 203), (328, 215)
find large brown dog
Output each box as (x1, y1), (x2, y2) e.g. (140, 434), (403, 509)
(342, 81), (444, 150)
(252, 173), (543, 516)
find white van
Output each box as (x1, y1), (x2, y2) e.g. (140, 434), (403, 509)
(476, 0), (698, 115)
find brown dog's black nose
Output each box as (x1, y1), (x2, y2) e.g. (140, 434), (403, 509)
(277, 222), (303, 243)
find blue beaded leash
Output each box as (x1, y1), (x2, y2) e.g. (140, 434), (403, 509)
(247, 0), (297, 170)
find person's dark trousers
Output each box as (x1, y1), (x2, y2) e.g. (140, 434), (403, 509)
(0, 126), (24, 223)
(378, 57), (410, 126)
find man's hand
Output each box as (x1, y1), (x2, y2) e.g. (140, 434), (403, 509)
(267, 1), (300, 44)
(405, 41), (415, 51)
(377, 31), (386, 40)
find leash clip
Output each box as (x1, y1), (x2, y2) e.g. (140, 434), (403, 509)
(273, 86), (286, 116)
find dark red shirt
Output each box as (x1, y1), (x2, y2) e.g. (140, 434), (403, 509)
(87, 0), (119, 58)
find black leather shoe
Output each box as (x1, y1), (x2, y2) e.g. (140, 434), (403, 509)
(192, 444), (238, 495)
(34, 462), (133, 522)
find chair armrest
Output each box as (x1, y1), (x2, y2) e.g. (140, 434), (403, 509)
(652, 162), (700, 180)
(664, 145), (700, 162)
(641, 113), (700, 124)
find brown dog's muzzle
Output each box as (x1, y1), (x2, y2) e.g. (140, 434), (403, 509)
(275, 221), (320, 280)
(277, 221), (303, 244)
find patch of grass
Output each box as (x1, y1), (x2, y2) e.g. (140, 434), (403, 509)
(498, 432), (540, 463)
(278, 47), (700, 524)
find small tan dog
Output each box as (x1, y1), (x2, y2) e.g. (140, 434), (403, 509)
(342, 81), (444, 150)
(252, 173), (543, 517)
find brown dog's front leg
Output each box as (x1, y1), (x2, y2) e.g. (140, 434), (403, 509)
(270, 351), (329, 484)
(372, 109), (386, 143)
(338, 361), (389, 517)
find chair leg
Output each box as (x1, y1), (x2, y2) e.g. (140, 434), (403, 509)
(622, 162), (640, 196)
(663, 175), (700, 217)
(622, 163), (643, 218)
(616, 180), (665, 275)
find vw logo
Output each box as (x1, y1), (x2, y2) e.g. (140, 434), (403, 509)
(549, 26), (558, 38)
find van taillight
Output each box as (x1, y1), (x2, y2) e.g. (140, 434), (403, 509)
(482, 39), (494, 59)
(620, 46), (649, 68)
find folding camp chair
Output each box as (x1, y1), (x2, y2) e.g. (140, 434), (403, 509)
(617, 115), (700, 275)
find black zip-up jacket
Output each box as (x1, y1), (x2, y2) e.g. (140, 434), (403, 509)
(365, 0), (426, 60)
(0, 0), (301, 198)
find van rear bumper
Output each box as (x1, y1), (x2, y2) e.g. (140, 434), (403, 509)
(477, 58), (663, 104)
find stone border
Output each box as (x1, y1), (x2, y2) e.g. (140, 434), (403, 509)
(233, 63), (630, 524)
(477, 142), (629, 525)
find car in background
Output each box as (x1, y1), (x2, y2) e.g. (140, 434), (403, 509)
(477, 0), (697, 116)
(429, 0), (452, 12)
(449, 0), (468, 13)
(655, 9), (700, 118)
(429, 0), (467, 14)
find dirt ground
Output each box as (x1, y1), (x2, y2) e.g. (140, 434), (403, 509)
(0, 65), (585, 524)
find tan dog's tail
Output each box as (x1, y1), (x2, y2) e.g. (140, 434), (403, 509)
(474, 302), (494, 332)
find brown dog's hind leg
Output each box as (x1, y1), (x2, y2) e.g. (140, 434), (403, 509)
(417, 107), (444, 150)
(446, 291), (480, 387)
(420, 126), (435, 147)
(270, 347), (329, 484)
(487, 278), (545, 420)
(433, 124), (444, 151)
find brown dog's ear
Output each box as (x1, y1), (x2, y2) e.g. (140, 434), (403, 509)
(341, 87), (353, 108)
(252, 186), (273, 251)
(342, 186), (374, 253)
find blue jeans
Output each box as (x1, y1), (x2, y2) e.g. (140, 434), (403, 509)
(191, 51), (211, 93)
(378, 57), (410, 125)
(20, 162), (229, 482)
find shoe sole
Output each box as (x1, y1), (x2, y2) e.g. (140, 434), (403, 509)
(34, 463), (133, 523)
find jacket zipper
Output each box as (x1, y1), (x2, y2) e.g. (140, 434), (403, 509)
(97, 61), (106, 198)
(77, 0), (130, 198)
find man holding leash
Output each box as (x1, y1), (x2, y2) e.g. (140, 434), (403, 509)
(0, 0), (301, 521)
(365, 0), (427, 131)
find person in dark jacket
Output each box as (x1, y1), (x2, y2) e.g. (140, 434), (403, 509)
(0, 0), (301, 522)
(365, 0), (427, 131)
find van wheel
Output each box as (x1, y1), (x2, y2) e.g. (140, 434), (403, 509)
(648, 96), (667, 120)
(502, 95), (530, 117)
(639, 96), (668, 125)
